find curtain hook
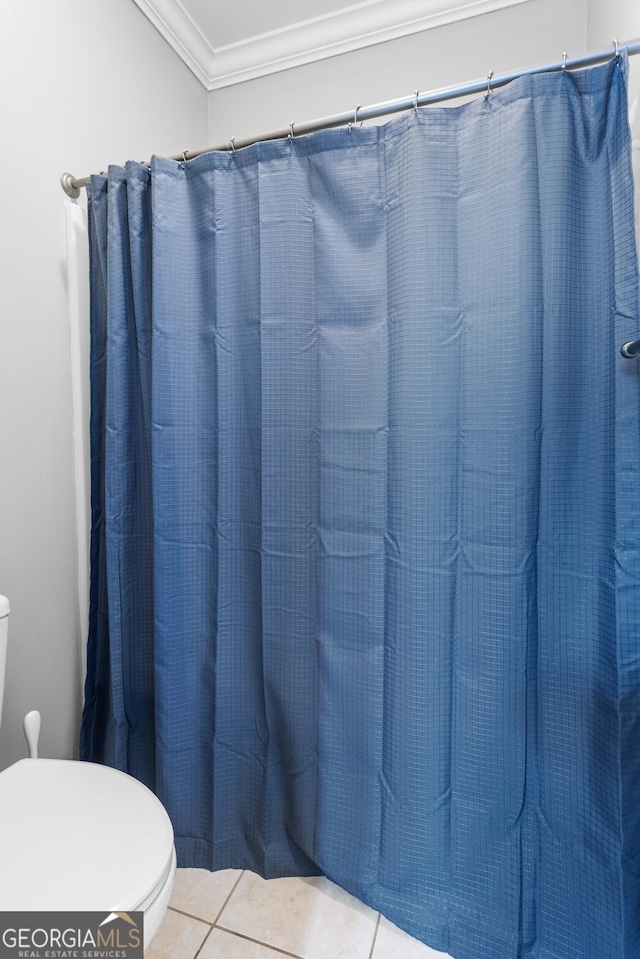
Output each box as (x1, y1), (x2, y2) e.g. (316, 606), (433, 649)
(621, 339), (640, 358)
(355, 104), (362, 127)
(613, 38), (620, 62)
(562, 51), (567, 73)
(181, 149), (190, 162)
(484, 70), (494, 101)
(289, 122), (295, 142)
(414, 89), (419, 112)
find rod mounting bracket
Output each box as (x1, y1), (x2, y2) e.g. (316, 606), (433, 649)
(60, 173), (80, 198)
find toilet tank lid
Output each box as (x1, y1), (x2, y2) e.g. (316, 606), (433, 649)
(0, 596), (9, 618)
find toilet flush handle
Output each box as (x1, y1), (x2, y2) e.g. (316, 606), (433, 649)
(24, 710), (41, 759)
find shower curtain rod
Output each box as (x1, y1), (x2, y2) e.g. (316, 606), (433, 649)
(60, 37), (640, 197)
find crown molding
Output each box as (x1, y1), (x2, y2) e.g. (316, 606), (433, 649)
(132, 0), (533, 92)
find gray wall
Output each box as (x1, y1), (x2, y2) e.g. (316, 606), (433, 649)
(208, 0), (587, 143)
(0, 0), (208, 769)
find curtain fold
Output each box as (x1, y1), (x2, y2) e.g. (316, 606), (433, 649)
(81, 55), (640, 959)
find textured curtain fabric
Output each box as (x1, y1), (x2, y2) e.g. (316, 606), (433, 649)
(81, 56), (640, 959)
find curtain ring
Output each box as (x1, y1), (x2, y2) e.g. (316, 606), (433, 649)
(562, 51), (567, 73)
(484, 70), (493, 101)
(613, 38), (620, 61)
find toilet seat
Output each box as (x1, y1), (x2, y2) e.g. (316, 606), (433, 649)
(0, 758), (175, 913)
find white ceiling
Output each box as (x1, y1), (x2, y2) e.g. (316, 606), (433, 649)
(131, 0), (531, 91)
(182, 0), (361, 49)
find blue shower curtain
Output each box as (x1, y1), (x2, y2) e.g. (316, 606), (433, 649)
(81, 56), (640, 959)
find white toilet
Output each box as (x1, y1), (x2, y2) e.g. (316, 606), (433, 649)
(0, 596), (177, 950)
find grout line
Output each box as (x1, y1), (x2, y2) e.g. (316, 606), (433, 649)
(213, 869), (246, 925)
(167, 905), (212, 924)
(165, 869), (246, 927)
(368, 913), (382, 959)
(192, 922), (216, 959)
(215, 924), (307, 959)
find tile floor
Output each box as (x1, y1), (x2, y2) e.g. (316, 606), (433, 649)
(147, 868), (453, 959)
